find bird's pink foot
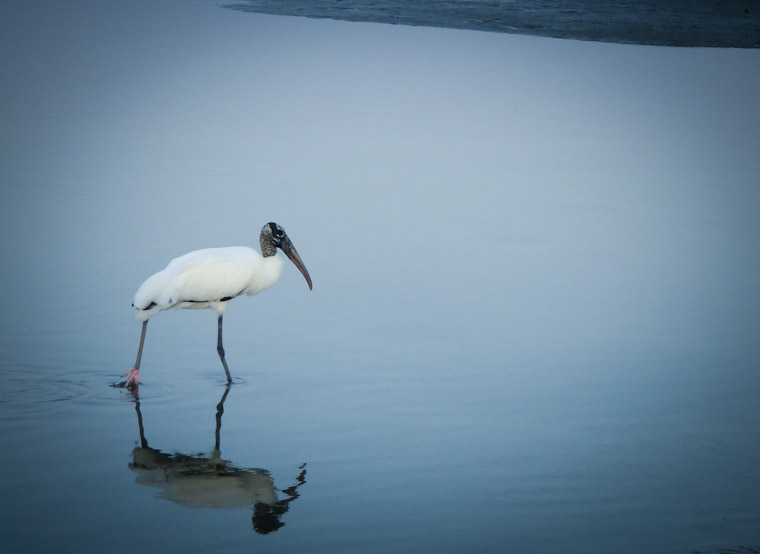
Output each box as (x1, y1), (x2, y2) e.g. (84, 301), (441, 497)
(121, 367), (140, 389)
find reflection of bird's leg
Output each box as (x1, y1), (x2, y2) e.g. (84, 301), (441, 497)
(134, 399), (149, 449)
(122, 320), (148, 388)
(214, 386), (231, 455)
(217, 315), (232, 383)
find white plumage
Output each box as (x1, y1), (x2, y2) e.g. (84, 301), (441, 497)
(118, 222), (312, 389)
(133, 247), (284, 321)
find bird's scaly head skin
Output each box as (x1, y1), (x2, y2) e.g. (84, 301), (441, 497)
(260, 222), (313, 290)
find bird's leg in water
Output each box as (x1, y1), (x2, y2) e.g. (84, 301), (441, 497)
(121, 320), (147, 388)
(217, 315), (233, 383)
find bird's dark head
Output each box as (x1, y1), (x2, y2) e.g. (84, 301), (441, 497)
(260, 222), (312, 290)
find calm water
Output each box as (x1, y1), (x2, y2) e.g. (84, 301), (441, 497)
(1, 1), (760, 553)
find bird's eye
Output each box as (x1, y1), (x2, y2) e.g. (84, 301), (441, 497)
(275, 229), (285, 238)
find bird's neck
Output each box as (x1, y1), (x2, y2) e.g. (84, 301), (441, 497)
(248, 253), (284, 295)
(260, 238), (277, 257)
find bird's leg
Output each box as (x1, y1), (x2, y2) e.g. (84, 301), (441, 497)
(217, 315), (233, 383)
(121, 320), (147, 388)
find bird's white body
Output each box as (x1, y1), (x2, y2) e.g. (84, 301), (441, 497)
(133, 246), (284, 322)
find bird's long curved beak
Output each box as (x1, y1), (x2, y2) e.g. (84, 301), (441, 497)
(281, 238), (312, 290)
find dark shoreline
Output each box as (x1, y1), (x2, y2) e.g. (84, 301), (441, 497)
(224, 0), (760, 48)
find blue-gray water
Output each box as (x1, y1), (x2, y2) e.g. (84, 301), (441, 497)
(1, 1), (760, 553)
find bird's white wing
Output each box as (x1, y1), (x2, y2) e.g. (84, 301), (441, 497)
(172, 249), (260, 303)
(134, 247), (261, 310)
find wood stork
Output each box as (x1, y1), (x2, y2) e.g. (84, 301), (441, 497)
(118, 222), (312, 388)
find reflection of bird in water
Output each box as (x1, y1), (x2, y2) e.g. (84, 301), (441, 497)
(128, 387), (307, 534)
(118, 222), (312, 389)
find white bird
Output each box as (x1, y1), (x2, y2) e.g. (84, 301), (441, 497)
(119, 222), (312, 388)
